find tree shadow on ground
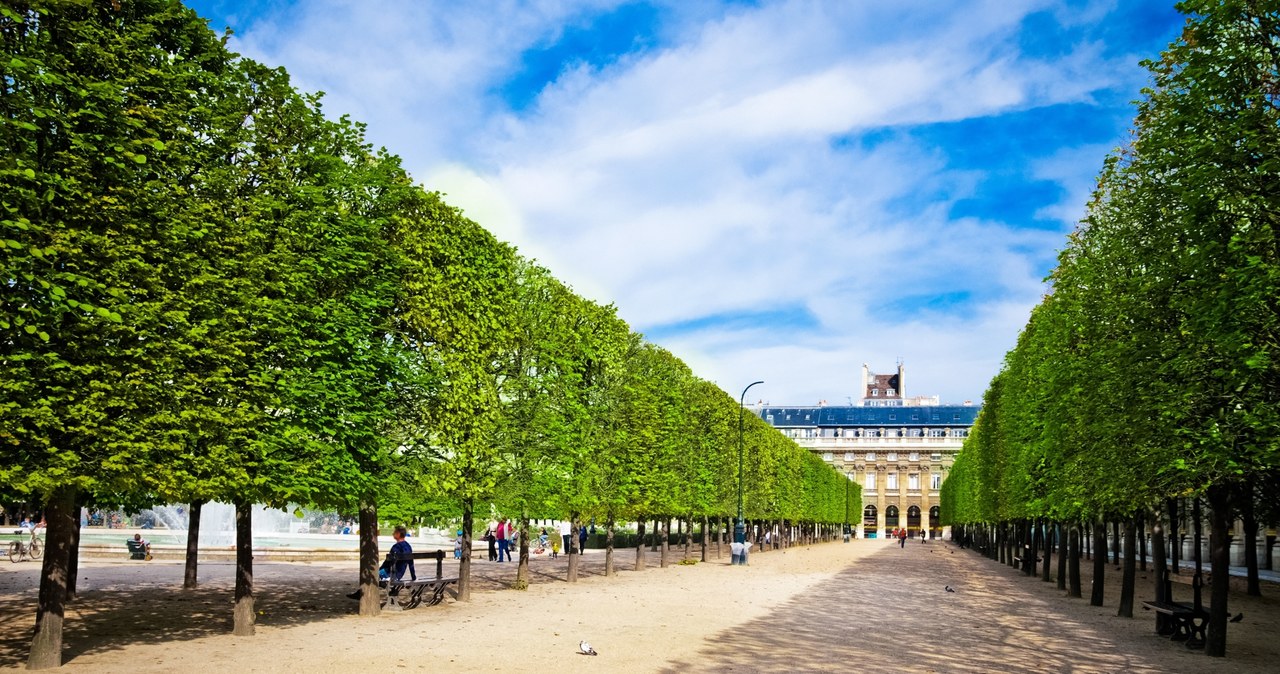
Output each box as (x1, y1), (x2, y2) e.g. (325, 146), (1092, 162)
(659, 542), (1225, 674)
(0, 547), (652, 667)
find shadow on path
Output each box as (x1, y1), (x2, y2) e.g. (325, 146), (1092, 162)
(660, 541), (1239, 673)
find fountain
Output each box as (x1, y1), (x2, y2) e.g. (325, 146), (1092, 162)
(76, 502), (457, 560)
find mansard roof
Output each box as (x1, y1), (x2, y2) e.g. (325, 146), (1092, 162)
(757, 405), (980, 428)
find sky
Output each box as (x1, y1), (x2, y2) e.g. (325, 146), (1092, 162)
(184, 0), (1185, 406)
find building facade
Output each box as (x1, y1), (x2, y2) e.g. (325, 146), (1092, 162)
(755, 363), (978, 538)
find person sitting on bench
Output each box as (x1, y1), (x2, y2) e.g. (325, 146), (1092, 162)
(348, 525), (415, 600)
(128, 533), (151, 560)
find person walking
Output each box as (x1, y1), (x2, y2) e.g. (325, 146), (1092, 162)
(559, 519), (571, 558)
(898, 528), (907, 548)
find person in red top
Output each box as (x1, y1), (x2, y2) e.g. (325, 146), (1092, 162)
(496, 517), (512, 562)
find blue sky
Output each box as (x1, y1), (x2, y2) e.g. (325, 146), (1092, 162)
(185, 0), (1184, 405)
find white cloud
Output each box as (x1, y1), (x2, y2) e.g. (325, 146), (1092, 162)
(223, 0), (1156, 404)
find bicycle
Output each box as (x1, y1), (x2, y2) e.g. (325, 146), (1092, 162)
(8, 530), (43, 563)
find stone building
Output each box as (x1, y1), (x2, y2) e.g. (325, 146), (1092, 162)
(754, 363), (978, 538)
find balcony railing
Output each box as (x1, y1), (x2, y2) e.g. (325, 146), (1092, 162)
(790, 436), (963, 446)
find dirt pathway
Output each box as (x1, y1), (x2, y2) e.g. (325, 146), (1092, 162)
(1, 538), (1275, 672)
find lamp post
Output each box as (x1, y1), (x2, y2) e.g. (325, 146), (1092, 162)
(736, 380), (764, 555)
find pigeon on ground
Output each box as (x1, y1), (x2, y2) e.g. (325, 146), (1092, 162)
(1230, 612), (1244, 623)
(945, 586), (955, 593)
(579, 640), (598, 656)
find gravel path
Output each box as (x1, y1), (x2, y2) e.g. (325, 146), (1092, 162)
(1, 538), (1275, 672)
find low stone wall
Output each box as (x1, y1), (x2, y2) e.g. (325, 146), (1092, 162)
(77, 544), (359, 563)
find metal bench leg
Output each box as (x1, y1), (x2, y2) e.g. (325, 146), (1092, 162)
(425, 583), (449, 607)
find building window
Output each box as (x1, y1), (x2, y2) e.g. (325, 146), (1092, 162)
(887, 473), (898, 490)
(871, 388), (879, 396)
(952, 429), (968, 438)
(844, 452), (855, 461)
(908, 473), (919, 490)
(908, 452), (919, 461)
(822, 452), (833, 461)
(931, 473), (942, 490)
(864, 452), (876, 461)
(886, 452), (897, 461)
(929, 429), (946, 438)
(931, 414), (940, 421)
(887, 388), (895, 396)
(865, 473), (876, 490)
(888, 413), (896, 421)
(911, 414), (919, 420)
(930, 453), (942, 461)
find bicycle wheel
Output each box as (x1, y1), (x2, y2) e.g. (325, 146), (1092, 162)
(28, 537), (41, 559)
(7, 541), (19, 564)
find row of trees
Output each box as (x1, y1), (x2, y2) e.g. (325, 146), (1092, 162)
(940, 0), (1280, 658)
(0, 1), (856, 667)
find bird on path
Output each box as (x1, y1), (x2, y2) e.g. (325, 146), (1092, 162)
(579, 640), (598, 656)
(1230, 612), (1244, 623)
(945, 586), (955, 593)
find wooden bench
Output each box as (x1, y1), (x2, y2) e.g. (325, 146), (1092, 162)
(382, 549), (458, 610)
(1141, 570), (1211, 649)
(125, 539), (148, 560)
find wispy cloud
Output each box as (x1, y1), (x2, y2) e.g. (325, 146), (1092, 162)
(193, 0), (1183, 404)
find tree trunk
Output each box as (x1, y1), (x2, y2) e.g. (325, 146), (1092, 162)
(357, 501), (380, 616)
(1151, 506), (1169, 635)
(682, 516), (691, 559)
(1056, 522), (1067, 590)
(1023, 519), (1034, 575)
(1112, 520), (1121, 565)
(1168, 499), (1180, 573)
(605, 516), (616, 577)
(1241, 481), (1261, 597)
(1041, 520), (1052, 582)
(1205, 484), (1231, 657)
(1118, 514), (1137, 617)
(634, 520), (646, 571)
(700, 515), (709, 562)
(659, 518), (670, 568)
(1068, 523), (1081, 598)
(651, 518), (660, 552)
(1138, 509), (1147, 572)
(459, 497), (473, 601)
(27, 486), (75, 670)
(1090, 520), (1106, 607)
(232, 501), (254, 636)
(67, 499), (82, 602)
(567, 516), (580, 583)
(516, 514), (530, 589)
(1084, 521), (1091, 560)
(184, 500), (204, 590)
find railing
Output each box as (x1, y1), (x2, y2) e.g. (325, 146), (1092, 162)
(791, 436), (963, 446)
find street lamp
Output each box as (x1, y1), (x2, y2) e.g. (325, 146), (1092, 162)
(736, 380), (764, 555)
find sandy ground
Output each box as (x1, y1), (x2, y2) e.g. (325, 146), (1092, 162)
(1, 538), (1277, 673)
